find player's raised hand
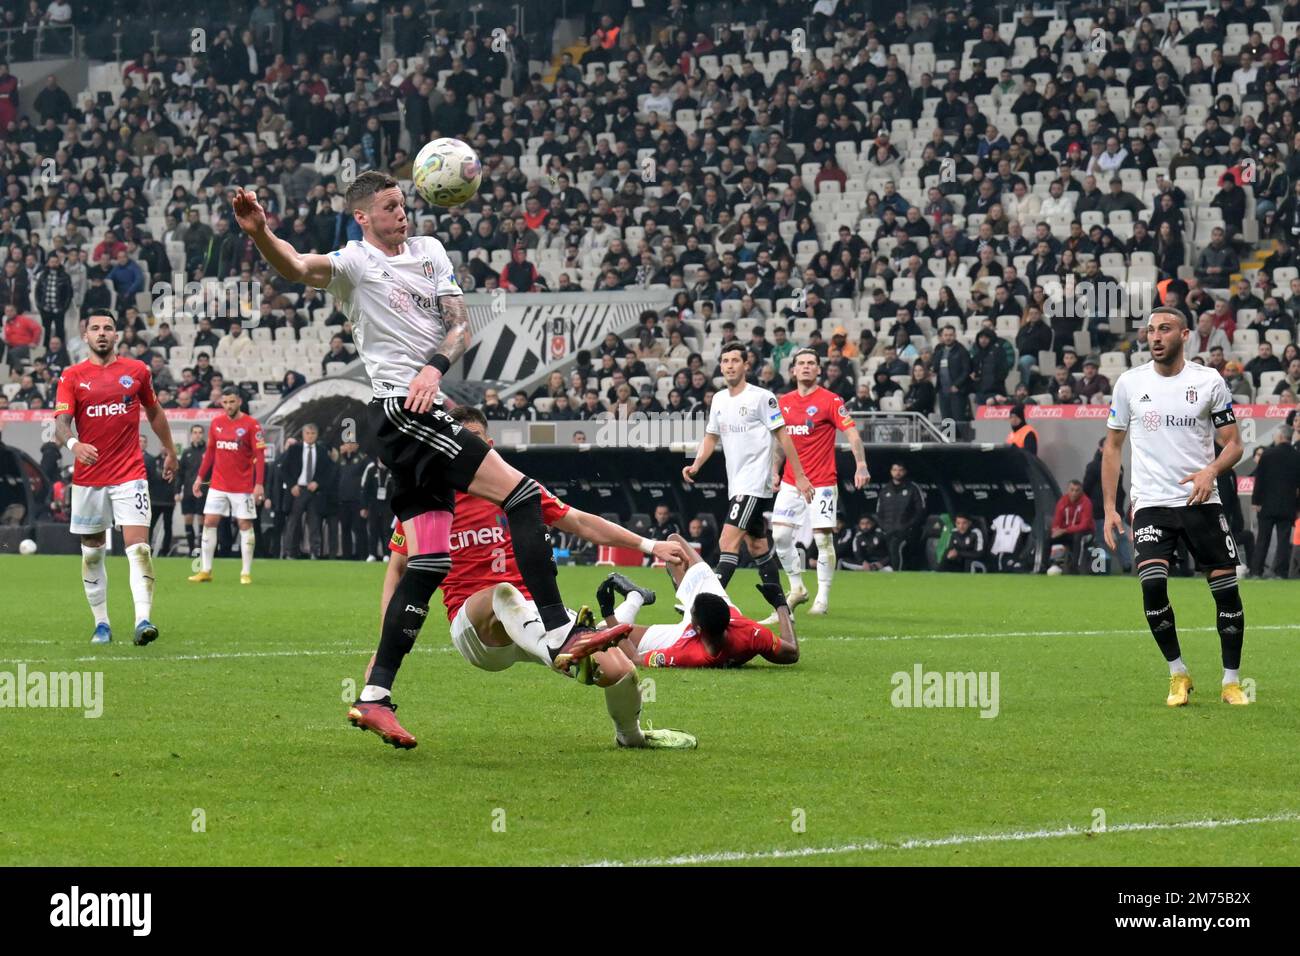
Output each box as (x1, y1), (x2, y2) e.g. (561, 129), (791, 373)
(231, 186), (267, 235)
(1179, 467), (1217, 506)
(72, 441), (98, 466)
(854, 462), (870, 489)
(405, 365), (443, 414)
(1103, 509), (1125, 551)
(681, 463), (698, 483)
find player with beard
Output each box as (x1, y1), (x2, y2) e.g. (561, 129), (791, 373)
(53, 313), (178, 645)
(1102, 307), (1249, 706)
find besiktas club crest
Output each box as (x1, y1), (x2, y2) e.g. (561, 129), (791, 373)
(1185, 387), (1198, 404)
(422, 258), (434, 280)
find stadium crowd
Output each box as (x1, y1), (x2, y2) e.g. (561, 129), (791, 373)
(0, 0), (1298, 572)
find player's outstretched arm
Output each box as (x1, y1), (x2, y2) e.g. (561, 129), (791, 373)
(552, 507), (688, 565)
(232, 186), (334, 288)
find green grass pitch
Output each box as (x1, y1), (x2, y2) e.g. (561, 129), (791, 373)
(2, 555), (1297, 866)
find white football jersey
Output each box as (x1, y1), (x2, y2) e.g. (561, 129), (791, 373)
(990, 514), (1031, 555)
(705, 383), (786, 497)
(1107, 360), (1235, 512)
(326, 235), (462, 397)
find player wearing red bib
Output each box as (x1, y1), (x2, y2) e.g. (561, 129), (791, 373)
(602, 533), (800, 669)
(769, 349), (870, 618)
(188, 387), (267, 585)
(364, 406), (696, 750)
(53, 313), (178, 646)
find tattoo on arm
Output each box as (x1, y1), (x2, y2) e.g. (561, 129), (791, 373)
(54, 414), (74, 445)
(435, 295), (471, 367)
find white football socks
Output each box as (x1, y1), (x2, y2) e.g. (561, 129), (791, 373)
(1223, 668), (1240, 686)
(359, 685), (390, 702)
(494, 584), (571, 666)
(814, 530), (835, 599)
(1169, 657), (1188, 676)
(614, 590), (645, 626)
(81, 544), (109, 626)
(124, 542), (154, 625)
(240, 527), (255, 575)
(200, 525), (217, 573)
(773, 524), (803, 593)
(605, 673), (645, 747)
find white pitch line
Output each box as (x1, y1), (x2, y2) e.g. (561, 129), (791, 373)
(0, 646), (457, 665)
(581, 811), (1300, 867)
(813, 624), (1297, 642)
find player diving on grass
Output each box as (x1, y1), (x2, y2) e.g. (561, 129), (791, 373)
(682, 341), (813, 611)
(378, 405), (698, 749)
(768, 348), (870, 620)
(1102, 306), (1249, 707)
(54, 312), (177, 646)
(598, 533), (800, 669)
(232, 173), (633, 749)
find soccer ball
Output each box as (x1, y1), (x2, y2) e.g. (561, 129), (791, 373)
(1046, 564), (1064, 576)
(18, 538), (37, 555)
(412, 137), (482, 207)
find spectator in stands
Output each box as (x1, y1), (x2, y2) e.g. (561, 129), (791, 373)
(193, 318), (220, 352)
(1076, 357), (1111, 402)
(148, 353), (176, 393)
(970, 328), (1009, 406)
(902, 363), (936, 416)
(321, 335), (352, 375)
(507, 391), (536, 421)
(480, 388), (508, 421)
(1188, 312), (1232, 355)
(847, 381), (875, 414)
(578, 389), (606, 421)
(1196, 227), (1240, 289)
(3, 303), (40, 372)
(218, 322), (254, 366)
(35, 251), (73, 348)
(931, 325), (972, 421)
(1245, 342), (1284, 387)
(1275, 359), (1300, 397)
(500, 245), (544, 292)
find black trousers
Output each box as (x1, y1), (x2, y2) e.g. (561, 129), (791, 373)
(149, 501), (174, 555)
(884, 529), (912, 571)
(1251, 514), (1294, 578)
(283, 488), (324, 557)
(338, 502), (365, 559)
(41, 310), (65, 348)
(365, 505), (392, 559)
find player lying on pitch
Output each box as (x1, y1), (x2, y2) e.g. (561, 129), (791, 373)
(593, 534), (800, 669)
(362, 405), (697, 750)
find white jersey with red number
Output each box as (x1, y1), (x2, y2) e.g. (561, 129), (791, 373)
(54, 357), (156, 487)
(778, 385), (853, 487)
(198, 412), (267, 493)
(390, 487), (571, 619)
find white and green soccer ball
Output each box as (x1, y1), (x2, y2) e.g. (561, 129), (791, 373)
(412, 137), (483, 207)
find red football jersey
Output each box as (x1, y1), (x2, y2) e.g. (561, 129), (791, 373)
(198, 412), (266, 493)
(390, 487), (570, 619)
(778, 385), (854, 487)
(640, 606), (780, 668)
(54, 357), (156, 487)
